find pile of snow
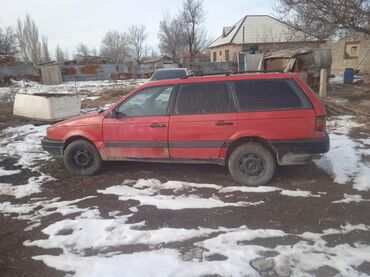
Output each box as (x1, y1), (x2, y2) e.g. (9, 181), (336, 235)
(315, 116), (370, 191)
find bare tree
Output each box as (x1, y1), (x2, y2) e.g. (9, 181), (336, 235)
(16, 15), (42, 65)
(275, 0), (370, 40)
(158, 14), (187, 62)
(75, 43), (90, 59)
(0, 24), (17, 56)
(100, 30), (128, 63)
(16, 19), (28, 62)
(41, 36), (50, 62)
(180, 0), (209, 62)
(55, 45), (65, 62)
(127, 25), (148, 63)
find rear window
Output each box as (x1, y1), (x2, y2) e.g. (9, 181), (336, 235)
(175, 82), (234, 115)
(151, 70), (187, 81)
(234, 79), (312, 111)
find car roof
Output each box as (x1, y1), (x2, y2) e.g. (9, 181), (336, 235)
(154, 68), (187, 71)
(144, 72), (297, 87)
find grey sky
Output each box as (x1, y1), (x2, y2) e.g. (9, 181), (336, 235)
(0, 0), (274, 57)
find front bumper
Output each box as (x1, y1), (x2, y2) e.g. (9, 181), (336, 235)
(41, 137), (64, 156)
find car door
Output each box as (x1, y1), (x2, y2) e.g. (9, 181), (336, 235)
(103, 85), (174, 159)
(169, 82), (237, 160)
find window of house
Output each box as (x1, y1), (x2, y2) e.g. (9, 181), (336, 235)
(115, 86), (174, 117)
(175, 83), (234, 115)
(213, 52), (217, 62)
(219, 51), (222, 56)
(234, 79), (312, 111)
(225, 50), (230, 62)
(344, 41), (359, 59)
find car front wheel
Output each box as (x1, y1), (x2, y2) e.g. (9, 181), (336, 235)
(63, 140), (102, 176)
(228, 142), (276, 186)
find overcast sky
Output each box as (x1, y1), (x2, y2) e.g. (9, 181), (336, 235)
(0, 0), (274, 57)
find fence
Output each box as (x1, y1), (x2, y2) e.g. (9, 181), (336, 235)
(0, 62), (238, 84)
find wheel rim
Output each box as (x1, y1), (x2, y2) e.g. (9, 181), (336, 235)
(238, 153), (266, 178)
(72, 149), (94, 169)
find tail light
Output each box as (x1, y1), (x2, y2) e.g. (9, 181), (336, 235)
(315, 115), (326, 133)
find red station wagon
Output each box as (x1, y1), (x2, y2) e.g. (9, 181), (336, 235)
(42, 73), (330, 186)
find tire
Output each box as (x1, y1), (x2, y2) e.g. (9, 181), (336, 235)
(63, 140), (102, 176)
(228, 142), (276, 186)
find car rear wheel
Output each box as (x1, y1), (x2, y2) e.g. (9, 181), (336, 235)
(63, 140), (102, 176)
(228, 142), (276, 186)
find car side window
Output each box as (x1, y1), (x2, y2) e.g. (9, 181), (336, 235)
(115, 86), (174, 117)
(175, 82), (234, 115)
(234, 79), (312, 111)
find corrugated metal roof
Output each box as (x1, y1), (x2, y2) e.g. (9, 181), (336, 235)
(209, 15), (317, 48)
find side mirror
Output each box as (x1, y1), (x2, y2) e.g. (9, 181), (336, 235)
(107, 109), (126, 118)
(107, 110), (118, 118)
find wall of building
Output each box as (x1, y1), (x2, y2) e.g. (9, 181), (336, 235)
(185, 62), (238, 74)
(329, 39), (370, 74)
(209, 41), (322, 63)
(209, 45), (243, 62)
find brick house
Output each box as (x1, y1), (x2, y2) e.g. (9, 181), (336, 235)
(329, 34), (370, 74)
(208, 15), (322, 63)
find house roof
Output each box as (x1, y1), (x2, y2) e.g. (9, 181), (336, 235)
(209, 15), (318, 48)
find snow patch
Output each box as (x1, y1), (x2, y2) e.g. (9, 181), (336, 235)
(315, 133), (360, 184)
(0, 196), (99, 231)
(333, 194), (369, 204)
(315, 116), (370, 190)
(1, 79), (148, 97)
(0, 167), (21, 176)
(0, 124), (50, 170)
(220, 186), (280, 193)
(279, 189), (321, 198)
(99, 179), (261, 210)
(25, 218), (230, 252)
(353, 164), (370, 191)
(0, 174), (54, 198)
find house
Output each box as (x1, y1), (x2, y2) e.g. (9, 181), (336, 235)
(329, 34), (370, 74)
(208, 15), (322, 63)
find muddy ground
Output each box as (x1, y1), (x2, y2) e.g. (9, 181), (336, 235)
(1, 82), (370, 276)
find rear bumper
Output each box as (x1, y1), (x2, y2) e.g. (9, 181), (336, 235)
(41, 137), (64, 156)
(271, 134), (330, 165)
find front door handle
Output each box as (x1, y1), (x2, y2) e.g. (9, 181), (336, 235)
(150, 123), (166, 128)
(215, 121), (234, 126)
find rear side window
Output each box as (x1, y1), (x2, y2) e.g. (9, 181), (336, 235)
(175, 82), (234, 115)
(234, 79), (312, 111)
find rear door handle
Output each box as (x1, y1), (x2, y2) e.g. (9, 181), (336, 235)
(215, 121), (234, 126)
(150, 123), (166, 128)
